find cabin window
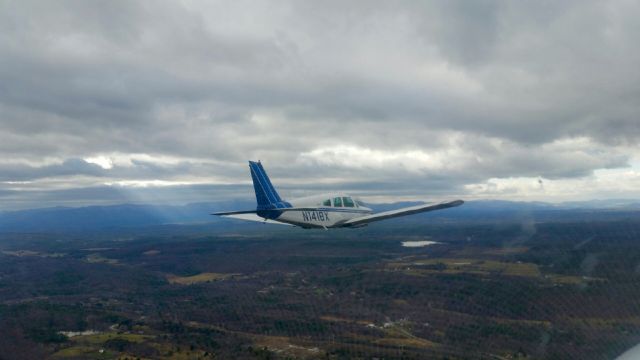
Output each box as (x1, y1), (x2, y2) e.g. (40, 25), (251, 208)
(343, 197), (355, 207)
(323, 199), (331, 207)
(333, 197), (343, 207)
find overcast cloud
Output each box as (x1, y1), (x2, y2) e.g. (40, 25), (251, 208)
(1, 0), (640, 210)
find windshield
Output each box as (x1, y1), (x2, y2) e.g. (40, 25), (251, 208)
(342, 196), (355, 207)
(333, 197), (342, 207)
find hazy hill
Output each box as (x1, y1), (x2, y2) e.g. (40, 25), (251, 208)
(0, 199), (639, 233)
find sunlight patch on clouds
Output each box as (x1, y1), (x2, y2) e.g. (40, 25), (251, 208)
(296, 136), (628, 179)
(464, 177), (547, 200)
(104, 180), (198, 188)
(465, 166), (640, 202)
(297, 145), (461, 173)
(0, 176), (112, 192)
(92, 153), (197, 168)
(295, 137), (636, 202)
(84, 155), (113, 169)
(0, 157), (71, 167)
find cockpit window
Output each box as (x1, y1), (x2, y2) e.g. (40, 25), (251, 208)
(322, 199), (331, 207)
(333, 197), (342, 207)
(343, 197), (355, 207)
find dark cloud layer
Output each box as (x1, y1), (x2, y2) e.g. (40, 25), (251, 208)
(0, 1), (639, 209)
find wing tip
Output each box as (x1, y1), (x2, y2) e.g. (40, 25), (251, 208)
(448, 199), (464, 207)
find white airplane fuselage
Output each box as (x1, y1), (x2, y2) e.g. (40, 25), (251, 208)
(268, 194), (372, 228)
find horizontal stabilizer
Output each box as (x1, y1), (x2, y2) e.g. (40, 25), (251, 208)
(217, 213), (292, 226)
(212, 210), (258, 216)
(343, 200), (463, 227)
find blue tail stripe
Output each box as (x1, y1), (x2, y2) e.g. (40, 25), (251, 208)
(249, 165), (267, 202)
(253, 165), (278, 204)
(250, 165), (272, 206)
(256, 162), (282, 203)
(249, 161), (288, 210)
(252, 163), (277, 203)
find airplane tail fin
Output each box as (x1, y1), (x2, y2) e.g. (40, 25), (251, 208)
(249, 161), (290, 210)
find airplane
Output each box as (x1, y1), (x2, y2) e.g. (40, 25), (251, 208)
(213, 161), (464, 229)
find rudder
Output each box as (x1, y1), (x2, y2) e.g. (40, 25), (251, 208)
(249, 161), (289, 210)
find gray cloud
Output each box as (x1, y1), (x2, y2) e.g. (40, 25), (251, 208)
(0, 0), (639, 209)
(0, 159), (104, 181)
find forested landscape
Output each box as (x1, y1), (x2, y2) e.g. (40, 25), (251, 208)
(1, 205), (640, 359)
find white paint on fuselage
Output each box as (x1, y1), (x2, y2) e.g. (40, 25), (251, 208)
(401, 241), (438, 248)
(274, 193), (372, 228)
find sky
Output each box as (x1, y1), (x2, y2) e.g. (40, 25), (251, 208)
(1, 0), (640, 210)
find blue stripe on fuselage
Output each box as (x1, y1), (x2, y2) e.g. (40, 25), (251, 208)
(256, 209), (283, 220)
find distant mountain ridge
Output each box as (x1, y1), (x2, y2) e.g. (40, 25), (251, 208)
(0, 199), (639, 233)
(0, 201), (253, 232)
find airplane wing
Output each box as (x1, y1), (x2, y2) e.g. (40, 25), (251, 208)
(343, 200), (464, 227)
(215, 213), (293, 226)
(213, 208), (330, 216)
